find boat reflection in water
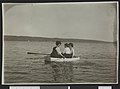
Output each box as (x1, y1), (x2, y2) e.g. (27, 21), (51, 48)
(51, 62), (73, 83)
(44, 56), (74, 83)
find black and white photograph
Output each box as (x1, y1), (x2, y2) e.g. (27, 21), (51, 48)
(2, 2), (119, 85)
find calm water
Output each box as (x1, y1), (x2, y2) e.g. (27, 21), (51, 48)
(4, 41), (117, 84)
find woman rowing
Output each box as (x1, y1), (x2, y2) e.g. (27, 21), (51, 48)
(50, 41), (65, 58)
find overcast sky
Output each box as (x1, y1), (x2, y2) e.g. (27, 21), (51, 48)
(3, 3), (117, 42)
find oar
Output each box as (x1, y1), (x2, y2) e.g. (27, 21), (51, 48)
(27, 52), (50, 55)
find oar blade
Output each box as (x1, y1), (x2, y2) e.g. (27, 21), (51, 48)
(27, 52), (50, 55)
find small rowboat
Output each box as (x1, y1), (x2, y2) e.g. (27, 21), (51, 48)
(50, 57), (80, 62)
(27, 52), (80, 62)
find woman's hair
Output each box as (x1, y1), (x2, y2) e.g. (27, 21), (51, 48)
(56, 41), (61, 45)
(69, 43), (73, 47)
(64, 43), (69, 47)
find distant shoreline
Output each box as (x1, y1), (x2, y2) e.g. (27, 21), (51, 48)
(4, 35), (115, 43)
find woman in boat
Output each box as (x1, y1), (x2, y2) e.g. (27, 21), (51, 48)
(69, 43), (75, 58)
(50, 41), (65, 58)
(63, 43), (72, 58)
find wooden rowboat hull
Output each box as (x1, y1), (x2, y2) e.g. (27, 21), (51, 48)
(50, 57), (80, 62)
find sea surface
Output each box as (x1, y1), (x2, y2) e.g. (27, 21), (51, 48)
(3, 41), (117, 84)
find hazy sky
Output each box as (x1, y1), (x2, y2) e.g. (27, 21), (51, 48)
(3, 3), (117, 42)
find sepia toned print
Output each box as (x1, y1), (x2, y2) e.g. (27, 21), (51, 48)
(2, 2), (119, 85)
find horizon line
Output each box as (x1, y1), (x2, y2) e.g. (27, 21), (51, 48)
(4, 35), (115, 42)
